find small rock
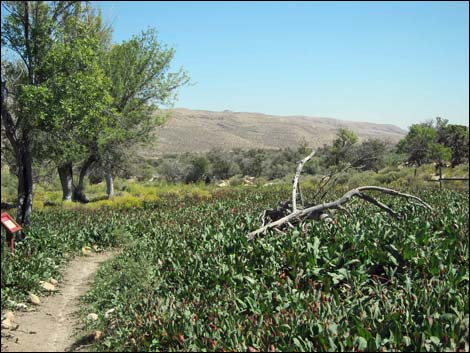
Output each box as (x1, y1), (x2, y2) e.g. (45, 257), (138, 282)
(15, 303), (28, 311)
(49, 278), (58, 285)
(28, 293), (41, 306)
(39, 281), (57, 292)
(87, 313), (98, 321)
(3, 310), (15, 321)
(82, 247), (92, 256)
(216, 180), (230, 187)
(104, 308), (115, 319)
(1, 318), (13, 329)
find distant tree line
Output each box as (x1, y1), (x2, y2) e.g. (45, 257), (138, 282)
(154, 130), (395, 184)
(397, 117), (469, 168)
(154, 121), (468, 185)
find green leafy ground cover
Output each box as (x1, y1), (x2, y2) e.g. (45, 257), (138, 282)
(1, 185), (469, 351)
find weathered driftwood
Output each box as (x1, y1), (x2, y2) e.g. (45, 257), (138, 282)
(247, 150), (433, 241)
(292, 150), (316, 212)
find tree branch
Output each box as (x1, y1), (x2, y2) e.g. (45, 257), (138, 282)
(247, 186), (432, 240)
(247, 149), (433, 241)
(292, 149), (315, 212)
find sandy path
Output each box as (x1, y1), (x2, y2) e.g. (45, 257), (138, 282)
(1, 251), (115, 352)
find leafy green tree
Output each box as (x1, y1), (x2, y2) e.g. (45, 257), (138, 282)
(157, 159), (185, 183)
(354, 139), (388, 172)
(41, 27), (113, 201)
(434, 117), (449, 143)
(297, 138), (310, 156)
(184, 156), (209, 183)
(321, 128), (358, 167)
(398, 118), (468, 167)
(397, 123), (437, 166)
(1, 1), (104, 224)
(427, 143), (452, 169)
(264, 162), (291, 180)
(90, 28), (190, 197)
(52, 4), (114, 202)
(239, 153), (264, 177)
(207, 149), (238, 180)
(438, 124), (469, 166)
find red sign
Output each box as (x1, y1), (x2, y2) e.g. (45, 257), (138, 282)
(1, 212), (22, 233)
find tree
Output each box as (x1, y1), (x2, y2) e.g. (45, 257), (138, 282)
(39, 19), (113, 202)
(1, 1), (99, 226)
(207, 149), (238, 180)
(427, 143), (451, 170)
(398, 118), (468, 168)
(51, 4), (114, 202)
(89, 28), (190, 198)
(437, 124), (469, 167)
(397, 123), (436, 166)
(239, 151), (264, 177)
(321, 128), (358, 167)
(158, 159), (185, 183)
(354, 139), (388, 172)
(434, 117), (449, 143)
(184, 156), (209, 183)
(297, 138), (310, 156)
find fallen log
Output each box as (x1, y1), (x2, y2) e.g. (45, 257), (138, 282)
(247, 150), (433, 241)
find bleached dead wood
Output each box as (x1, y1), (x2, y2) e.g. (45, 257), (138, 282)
(292, 150), (316, 212)
(247, 149), (433, 241)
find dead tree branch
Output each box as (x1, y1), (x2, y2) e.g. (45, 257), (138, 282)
(247, 149), (433, 241)
(292, 150), (316, 212)
(248, 186), (432, 240)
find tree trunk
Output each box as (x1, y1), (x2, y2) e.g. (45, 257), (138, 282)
(439, 164), (443, 190)
(74, 155), (96, 203)
(2, 80), (32, 236)
(105, 169), (114, 198)
(15, 140), (33, 240)
(58, 163), (74, 201)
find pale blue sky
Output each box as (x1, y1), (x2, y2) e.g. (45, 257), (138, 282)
(95, 1), (469, 129)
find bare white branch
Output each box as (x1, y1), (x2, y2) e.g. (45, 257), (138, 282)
(248, 149), (433, 241)
(292, 149), (316, 212)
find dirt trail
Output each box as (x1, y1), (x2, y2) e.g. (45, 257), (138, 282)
(1, 251), (115, 352)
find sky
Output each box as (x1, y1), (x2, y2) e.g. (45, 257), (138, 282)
(95, 1), (469, 129)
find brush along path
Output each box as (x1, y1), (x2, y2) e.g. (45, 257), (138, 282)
(1, 250), (115, 352)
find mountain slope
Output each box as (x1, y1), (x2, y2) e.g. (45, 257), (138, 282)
(147, 108), (406, 155)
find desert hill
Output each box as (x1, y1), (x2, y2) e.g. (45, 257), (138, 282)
(147, 108), (406, 155)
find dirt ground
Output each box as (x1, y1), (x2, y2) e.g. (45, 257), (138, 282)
(1, 251), (115, 352)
